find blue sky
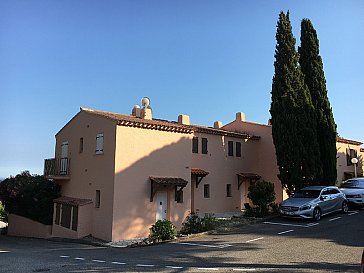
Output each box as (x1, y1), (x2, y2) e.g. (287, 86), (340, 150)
(1, 1), (363, 178)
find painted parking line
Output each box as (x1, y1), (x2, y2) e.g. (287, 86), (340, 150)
(329, 216), (341, 222)
(233, 269), (257, 272)
(173, 242), (232, 248)
(74, 257), (85, 261)
(165, 265), (184, 269)
(112, 261), (126, 265)
(92, 259), (106, 263)
(264, 221), (319, 228)
(136, 264), (155, 267)
(348, 211), (359, 216)
(246, 237), (264, 243)
(59, 255), (70, 258)
(197, 267), (219, 271)
(277, 229), (294, 235)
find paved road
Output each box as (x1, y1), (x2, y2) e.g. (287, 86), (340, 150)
(1, 208), (363, 272)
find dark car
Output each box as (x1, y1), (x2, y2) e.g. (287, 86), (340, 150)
(340, 178), (364, 207)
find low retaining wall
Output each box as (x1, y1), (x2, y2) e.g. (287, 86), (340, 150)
(7, 214), (52, 239)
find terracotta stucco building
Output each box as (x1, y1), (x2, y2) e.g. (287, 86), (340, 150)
(44, 105), (363, 241)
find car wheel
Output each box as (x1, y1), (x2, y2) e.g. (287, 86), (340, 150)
(313, 207), (321, 221)
(341, 201), (349, 214)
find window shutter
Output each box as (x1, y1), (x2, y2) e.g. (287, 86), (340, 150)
(96, 134), (104, 154)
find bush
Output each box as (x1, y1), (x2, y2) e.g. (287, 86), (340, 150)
(0, 171), (61, 225)
(180, 212), (217, 235)
(149, 220), (177, 243)
(0, 201), (6, 222)
(247, 180), (276, 217)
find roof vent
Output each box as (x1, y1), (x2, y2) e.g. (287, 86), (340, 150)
(132, 105), (141, 117)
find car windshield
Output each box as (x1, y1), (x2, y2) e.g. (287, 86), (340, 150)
(341, 180), (363, 188)
(293, 189), (321, 198)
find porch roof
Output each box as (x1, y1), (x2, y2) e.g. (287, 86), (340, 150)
(54, 196), (93, 207)
(191, 168), (209, 176)
(237, 173), (261, 180)
(149, 176), (188, 186)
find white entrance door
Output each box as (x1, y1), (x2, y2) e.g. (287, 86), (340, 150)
(60, 142), (69, 175)
(155, 192), (167, 221)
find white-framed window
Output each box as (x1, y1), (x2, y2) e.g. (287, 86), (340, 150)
(96, 133), (104, 154)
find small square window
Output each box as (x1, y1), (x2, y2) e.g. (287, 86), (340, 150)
(228, 141), (234, 156)
(204, 184), (210, 198)
(226, 184), (232, 197)
(175, 187), (184, 203)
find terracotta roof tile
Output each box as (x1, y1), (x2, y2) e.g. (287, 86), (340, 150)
(237, 173), (261, 180)
(191, 168), (209, 176)
(337, 137), (363, 146)
(150, 177), (188, 186)
(54, 196), (93, 207)
(81, 107), (260, 140)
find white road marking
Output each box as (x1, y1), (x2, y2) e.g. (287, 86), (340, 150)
(74, 257), (85, 260)
(49, 246), (107, 251)
(264, 221), (314, 228)
(165, 265), (184, 269)
(348, 211), (359, 216)
(233, 269), (257, 272)
(136, 264), (155, 267)
(112, 261), (126, 265)
(277, 229), (294, 235)
(92, 259), (105, 263)
(329, 216), (341, 222)
(197, 268), (219, 271)
(246, 237), (264, 243)
(59, 255), (69, 258)
(306, 223), (319, 227)
(174, 242), (232, 248)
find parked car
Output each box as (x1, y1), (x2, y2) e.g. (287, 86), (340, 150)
(279, 186), (348, 221)
(340, 178), (364, 207)
(361, 249), (364, 273)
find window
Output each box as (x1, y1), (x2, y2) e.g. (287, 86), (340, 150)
(202, 138), (208, 154)
(203, 184), (210, 198)
(228, 141), (234, 156)
(226, 184), (232, 197)
(192, 137), (198, 153)
(60, 204), (72, 229)
(72, 206), (78, 231)
(79, 137), (84, 153)
(96, 133), (104, 154)
(95, 190), (101, 208)
(236, 142), (241, 157)
(54, 203), (78, 231)
(346, 148), (357, 166)
(175, 187), (183, 203)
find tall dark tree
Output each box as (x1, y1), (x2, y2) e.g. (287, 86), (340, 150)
(299, 19), (337, 185)
(270, 11), (322, 194)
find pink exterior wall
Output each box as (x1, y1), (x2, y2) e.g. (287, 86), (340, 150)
(112, 126), (193, 240)
(8, 214), (52, 239)
(55, 111), (117, 241)
(223, 119), (284, 203)
(336, 141), (364, 183)
(191, 133), (259, 214)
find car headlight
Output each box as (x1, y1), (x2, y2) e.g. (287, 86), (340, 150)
(300, 205), (311, 211)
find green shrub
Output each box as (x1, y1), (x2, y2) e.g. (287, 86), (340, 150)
(180, 212), (217, 235)
(149, 220), (177, 243)
(247, 180), (276, 217)
(0, 201), (6, 222)
(0, 171), (61, 225)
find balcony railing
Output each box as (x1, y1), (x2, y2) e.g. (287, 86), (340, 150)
(44, 158), (71, 179)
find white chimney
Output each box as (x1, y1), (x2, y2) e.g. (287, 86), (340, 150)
(178, 114), (190, 125)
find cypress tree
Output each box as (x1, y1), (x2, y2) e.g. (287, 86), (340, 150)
(299, 19), (337, 185)
(270, 12), (322, 194)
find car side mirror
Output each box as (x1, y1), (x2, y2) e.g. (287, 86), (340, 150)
(320, 196), (326, 201)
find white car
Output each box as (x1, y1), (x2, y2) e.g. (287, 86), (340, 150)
(340, 178), (364, 207)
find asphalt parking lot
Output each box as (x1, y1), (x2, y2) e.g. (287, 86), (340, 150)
(0, 208), (363, 272)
